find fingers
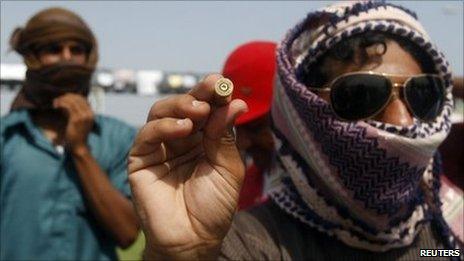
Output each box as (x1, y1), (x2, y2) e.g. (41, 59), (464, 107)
(129, 131), (203, 174)
(147, 94), (211, 124)
(53, 94), (93, 119)
(129, 117), (194, 169)
(53, 96), (73, 115)
(129, 144), (203, 183)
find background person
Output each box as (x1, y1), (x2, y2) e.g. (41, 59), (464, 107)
(222, 41), (277, 210)
(1, 7), (138, 260)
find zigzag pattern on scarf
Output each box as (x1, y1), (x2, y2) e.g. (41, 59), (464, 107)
(269, 131), (441, 250)
(282, 83), (425, 216)
(275, 132), (379, 235)
(273, 126), (427, 228)
(271, 175), (430, 246)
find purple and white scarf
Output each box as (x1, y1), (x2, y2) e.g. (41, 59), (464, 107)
(267, 0), (459, 252)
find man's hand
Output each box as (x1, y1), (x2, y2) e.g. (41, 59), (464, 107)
(128, 74), (248, 259)
(53, 93), (94, 152)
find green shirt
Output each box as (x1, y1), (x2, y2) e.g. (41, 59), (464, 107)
(1, 110), (136, 261)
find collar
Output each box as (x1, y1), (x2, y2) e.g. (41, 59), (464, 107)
(2, 109), (101, 156)
(3, 109), (101, 132)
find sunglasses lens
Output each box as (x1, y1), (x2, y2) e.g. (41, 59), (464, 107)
(330, 74), (391, 120)
(405, 76), (445, 121)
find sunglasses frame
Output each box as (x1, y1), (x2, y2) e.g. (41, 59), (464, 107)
(308, 71), (446, 122)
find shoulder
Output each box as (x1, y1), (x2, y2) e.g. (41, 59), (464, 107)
(1, 111), (26, 133)
(220, 201), (293, 260)
(1, 111), (29, 142)
(232, 200), (285, 235)
(234, 200), (311, 239)
(224, 201), (449, 260)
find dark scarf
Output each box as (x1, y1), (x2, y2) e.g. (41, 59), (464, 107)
(10, 63), (93, 110)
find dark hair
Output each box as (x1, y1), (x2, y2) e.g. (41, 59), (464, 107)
(297, 32), (437, 88)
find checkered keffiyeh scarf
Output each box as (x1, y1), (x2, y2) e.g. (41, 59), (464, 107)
(268, 0), (461, 253)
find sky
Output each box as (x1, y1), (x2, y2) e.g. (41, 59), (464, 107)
(1, 1), (463, 74)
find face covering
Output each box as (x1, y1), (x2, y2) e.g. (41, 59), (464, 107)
(11, 63), (92, 110)
(267, 0), (459, 252)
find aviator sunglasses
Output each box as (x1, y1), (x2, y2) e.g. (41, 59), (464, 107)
(308, 71), (446, 121)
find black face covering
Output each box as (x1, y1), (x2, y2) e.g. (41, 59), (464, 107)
(11, 63), (93, 110)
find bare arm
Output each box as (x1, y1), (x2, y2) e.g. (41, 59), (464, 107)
(71, 145), (139, 248)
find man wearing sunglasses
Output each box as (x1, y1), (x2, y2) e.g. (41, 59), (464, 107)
(128, 1), (462, 260)
(1, 8), (139, 260)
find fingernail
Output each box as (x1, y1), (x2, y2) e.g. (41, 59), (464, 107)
(176, 119), (186, 126)
(192, 100), (201, 107)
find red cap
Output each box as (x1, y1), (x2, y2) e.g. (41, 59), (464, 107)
(222, 41), (277, 125)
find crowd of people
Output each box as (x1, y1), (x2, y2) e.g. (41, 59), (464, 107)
(1, 1), (463, 260)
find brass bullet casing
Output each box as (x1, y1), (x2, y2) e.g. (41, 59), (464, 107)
(214, 78), (234, 97)
(214, 77), (234, 106)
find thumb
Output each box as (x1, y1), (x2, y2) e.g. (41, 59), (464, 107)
(203, 99), (248, 183)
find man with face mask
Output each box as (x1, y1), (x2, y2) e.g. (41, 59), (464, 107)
(1, 8), (138, 260)
(128, 1), (463, 260)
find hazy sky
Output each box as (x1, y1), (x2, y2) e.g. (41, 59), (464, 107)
(1, 1), (463, 74)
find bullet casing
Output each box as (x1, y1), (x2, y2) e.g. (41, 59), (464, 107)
(212, 78), (234, 106)
(214, 78), (234, 97)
